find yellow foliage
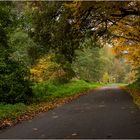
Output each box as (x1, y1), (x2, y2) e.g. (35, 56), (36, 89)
(126, 88), (140, 108)
(124, 71), (136, 84)
(30, 55), (52, 82)
(29, 54), (66, 82)
(65, 1), (83, 30)
(111, 15), (140, 68)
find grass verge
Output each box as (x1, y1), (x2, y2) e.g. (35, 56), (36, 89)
(32, 80), (102, 102)
(0, 80), (102, 129)
(125, 82), (140, 109)
(106, 83), (127, 87)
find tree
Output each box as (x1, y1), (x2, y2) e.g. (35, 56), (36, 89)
(102, 72), (110, 83)
(110, 58), (127, 83)
(29, 1), (81, 62)
(24, 1), (84, 81)
(29, 1), (140, 84)
(72, 38), (108, 82)
(66, 1), (140, 41)
(25, 1), (140, 64)
(66, 1), (140, 84)
(0, 2), (33, 104)
(9, 30), (37, 66)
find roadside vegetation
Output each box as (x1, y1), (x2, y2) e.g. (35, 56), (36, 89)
(32, 80), (102, 102)
(126, 80), (140, 108)
(0, 80), (102, 128)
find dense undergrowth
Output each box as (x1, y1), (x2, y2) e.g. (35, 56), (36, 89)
(127, 80), (140, 108)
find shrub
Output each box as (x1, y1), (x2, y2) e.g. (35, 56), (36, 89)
(0, 4), (33, 104)
(0, 56), (33, 104)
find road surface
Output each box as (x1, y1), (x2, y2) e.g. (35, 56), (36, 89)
(0, 86), (140, 139)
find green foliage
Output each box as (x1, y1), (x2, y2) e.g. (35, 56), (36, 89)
(72, 38), (110, 82)
(109, 58), (129, 83)
(0, 103), (27, 119)
(46, 56), (75, 84)
(128, 78), (140, 90)
(135, 68), (140, 82)
(0, 1), (137, 107)
(32, 80), (101, 102)
(29, 1), (82, 81)
(31, 2), (81, 63)
(127, 78), (140, 108)
(0, 2), (33, 104)
(0, 80), (102, 120)
(0, 2), (13, 29)
(102, 72), (110, 83)
(72, 37), (131, 83)
(0, 56), (33, 104)
(9, 30), (37, 66)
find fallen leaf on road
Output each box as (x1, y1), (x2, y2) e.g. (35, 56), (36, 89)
(130, 111), (135, 114)
(52, 115), (59, 119)
(0, 90), (90, 129)
(40, 134), (46, 138)
(121, 107), (125, 110)
(99, 105), (105, 108)
(33, 128), (38, 131)
(72, 133), (77, 136)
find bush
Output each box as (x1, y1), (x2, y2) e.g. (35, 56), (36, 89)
(0, 4), (33, 104)
(45, 60), (75, 84)
(0, 50), (33, 104)
(128, 78), (140, 90)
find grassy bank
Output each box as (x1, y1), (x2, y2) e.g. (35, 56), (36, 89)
(107, 83), (127, 86)
(32, 80), (102, 102)
(126, 82), (140, 108)
(0, 80), (102, 128)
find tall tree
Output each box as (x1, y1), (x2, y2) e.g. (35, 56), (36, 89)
(0, 2), (32, 104)
(67, 1), (140, 83)
(72, 38), (109, 82)
(29, 1), (82, 63)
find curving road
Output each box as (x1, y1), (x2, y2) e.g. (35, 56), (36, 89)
(0, 86), (140, 139)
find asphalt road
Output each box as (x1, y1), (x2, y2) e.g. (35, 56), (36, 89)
(0, 86), (140, 139)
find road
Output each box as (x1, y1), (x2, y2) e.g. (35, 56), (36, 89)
(0, 86), (140, 139)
